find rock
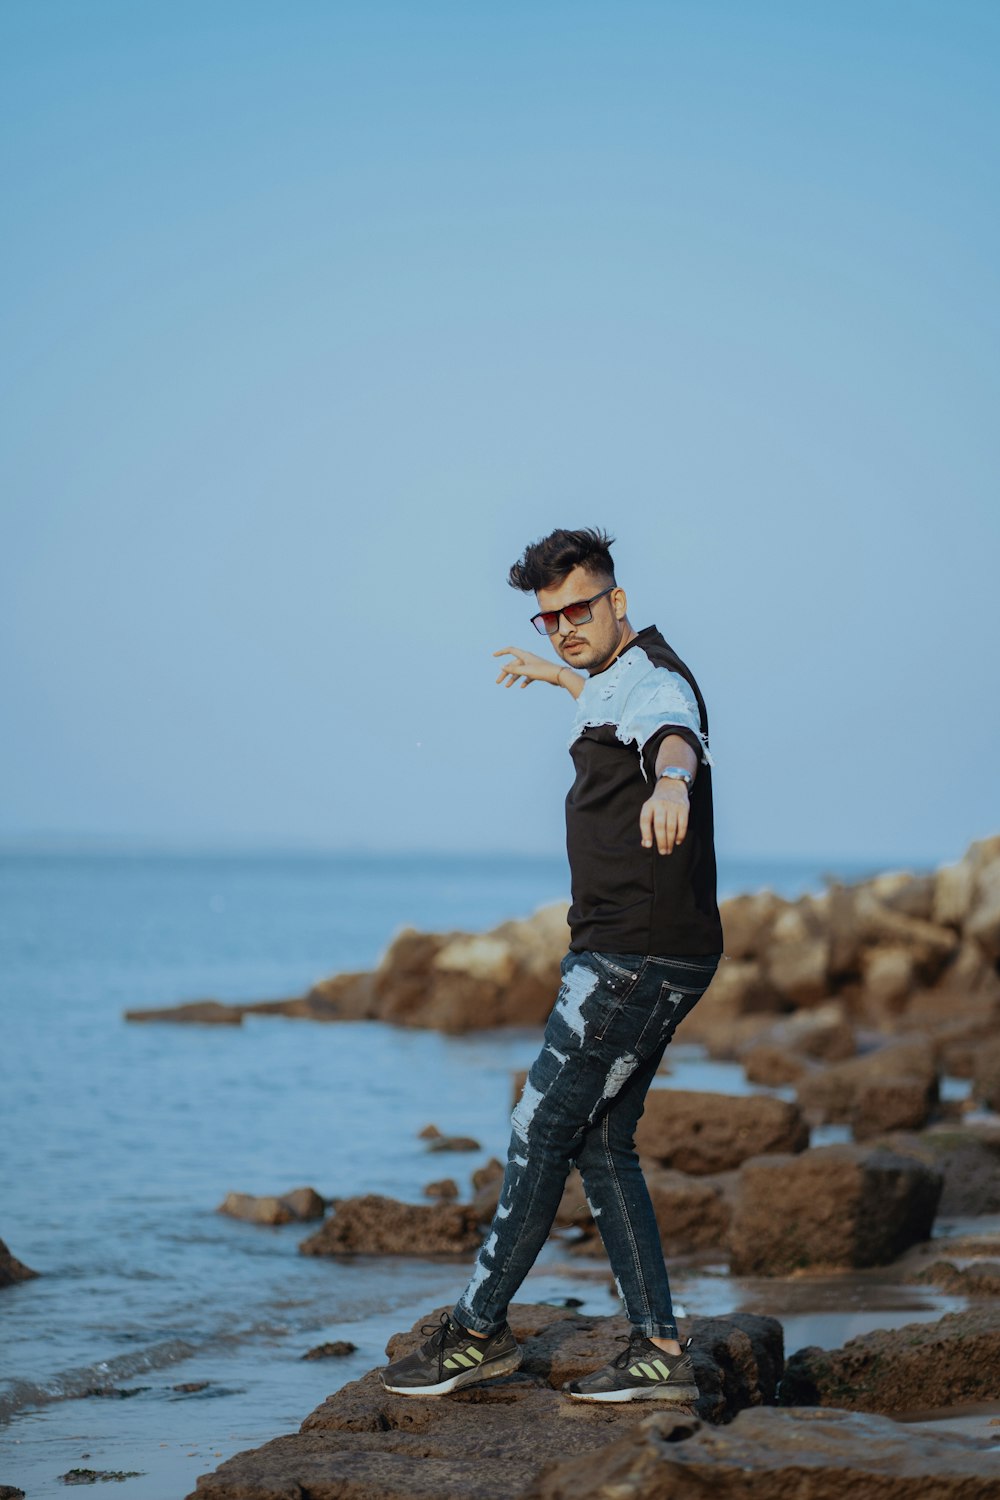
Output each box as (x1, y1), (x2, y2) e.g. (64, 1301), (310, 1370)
(187, 1306), (782, 1500)
(877, 1126), (1000, 1216)
(301, 1340), (357, 1360)
(0, 1236), (39, 1286)
(418, 1123), (442, 1139)
(426, 1135), (481, 1153)
(973, 1036), (1000, 1110)
(729, 1145), (942, 1274)
(369, 902), (569, 1033)
(967, 849), (1000, 961)
(742, 1042), (810, 1086)
(911, 1259), (1000, 1296)
(717, 890), (785, 960)
(276, 971), (375, 1020)
(0, 1486), (26, 1499)
(217, 1188), (326, 1225)
(635, 1089), (809, 1174)
(423, 1177), (459, 1200)
(754, 1001), (857, 1062)
(782, 1304), (1000, 1413)
(298, 1194), (483, 1256)
(796, 1038), (939, 1135)
(124, 999), (244, 1024)
(471, 1157), (504, 1192)
(523, 1405), (1000, 1500)
(764, 935), (830, 1007)
(858, 944), (918, 1019)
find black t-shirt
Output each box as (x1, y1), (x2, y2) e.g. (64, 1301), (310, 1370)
(565, 625), (723, 957)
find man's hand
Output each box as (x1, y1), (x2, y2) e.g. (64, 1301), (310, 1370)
(494, 646), (562, 689)
(640, 778), (689, 855)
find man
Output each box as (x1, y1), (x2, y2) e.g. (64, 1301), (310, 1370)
(382, 527), (723, 1403)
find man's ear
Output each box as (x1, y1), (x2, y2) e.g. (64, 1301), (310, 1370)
(612, 586), (628, 620)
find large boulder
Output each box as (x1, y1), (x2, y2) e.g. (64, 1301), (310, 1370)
(0, 1236), (38, 1287)
(523, 1405), (1000, 1500)
(298, 1194), (482, 1256)
(796, 1038), (939, 1136)
(728, 1145), (942, 1275)
(782, 1304), (1000, 1413)
(636, 1089), (809, 1174)
(370, 903), (569, 1032)
(876, 1126), (1000, 1217)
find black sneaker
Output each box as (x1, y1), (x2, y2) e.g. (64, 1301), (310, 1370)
(565, 1332), (699, 1403)
(380, 1312), (522, 1397)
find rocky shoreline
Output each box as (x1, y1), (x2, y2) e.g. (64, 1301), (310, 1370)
(122, 836), (1000, 1495)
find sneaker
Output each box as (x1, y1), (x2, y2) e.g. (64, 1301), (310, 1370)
(380, 1312), (522, 1397)
(565, 1332), (699, 1403)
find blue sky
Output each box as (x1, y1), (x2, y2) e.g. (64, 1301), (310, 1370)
(2, 2), (998, 864)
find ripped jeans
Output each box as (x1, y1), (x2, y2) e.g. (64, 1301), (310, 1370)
(453, 948), (720, 1340)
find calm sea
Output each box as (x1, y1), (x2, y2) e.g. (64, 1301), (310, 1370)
(0, 848), (897, 1497)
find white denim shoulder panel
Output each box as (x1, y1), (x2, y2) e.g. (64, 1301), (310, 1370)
(568, 647), (714, 773)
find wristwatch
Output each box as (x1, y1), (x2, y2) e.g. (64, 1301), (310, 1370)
(657, 766), (693, 790)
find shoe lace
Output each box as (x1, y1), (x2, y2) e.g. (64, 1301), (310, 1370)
(610, 1333), (645, 1369)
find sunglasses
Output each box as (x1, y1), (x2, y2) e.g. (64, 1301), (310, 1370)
(530, 584), (616, 636)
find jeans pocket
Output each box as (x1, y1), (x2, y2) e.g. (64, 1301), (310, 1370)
(585, 953), (647, 1042)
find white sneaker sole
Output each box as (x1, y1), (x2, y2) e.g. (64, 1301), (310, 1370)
(566, 1382), (699, 1403)
(381, 1349), (522, 1398)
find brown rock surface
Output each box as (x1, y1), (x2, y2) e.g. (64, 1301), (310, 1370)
(742, 1042), (810, 1086)
(218, 1188), (326, 1225)
(973, 1037), (1000, 1111)
(188, 1306), (782, 1500)
(796, 1038), (939, 1135)
(523, 1405), (1000, 1500)
(298, 1194), (483, 1257)
(877, 1126), (1000, 1217)
(729, 1144), (942, 1274)
(782, 1304), (1000, 1413)
(0, 1236), (38, 1287)
(423, 1178), (459, 1200)
(636, 1089), (809, 1174)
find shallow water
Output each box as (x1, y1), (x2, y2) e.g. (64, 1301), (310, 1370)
(3, 846), (976, 1498)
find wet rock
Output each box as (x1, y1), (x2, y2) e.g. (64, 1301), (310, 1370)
(61, 1470), (145, 1484)
(523, 1405), (1000, 1500)
(0, 1235), (38, 1287)
(636, 1089), (809, 1174)
(796, 1038), (939, 1136)
(298, 1193), (482, 1256)
(217, 1187), (326, 1225)
(124, 999), (244, 1024)
(301, 1340), (357, 1360)
(0, 1487), (26, 1498)
(782, 1304), (1000, 1413)
(742, 1042), (810, 1087)
(911, 1260), (1000, 1296)
(729, 1144), (942, 1275)
(425, 1134), (481, 1153)
(973, 1036), (1000, 1110)
(418, 1123), (443, 1139)
(877, 1126), (1000, 1216)
(423, 1177), (459, 1200)
(184, 1306), (778, 1500)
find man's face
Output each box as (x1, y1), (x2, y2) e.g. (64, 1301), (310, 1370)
(535, 564), (628, 674)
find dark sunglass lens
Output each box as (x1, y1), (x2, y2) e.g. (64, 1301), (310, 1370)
(532, 612), (558, 635)
(562, 602), (593, 626)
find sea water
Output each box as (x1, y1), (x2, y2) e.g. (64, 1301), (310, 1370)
(0, 848), (928, 1497)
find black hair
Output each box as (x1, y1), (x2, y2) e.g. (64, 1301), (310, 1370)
(508, 527), (616, 592)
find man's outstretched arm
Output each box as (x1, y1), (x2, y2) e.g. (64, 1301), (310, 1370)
(639, 734), (699, 855)
(493, 647), (585, 699)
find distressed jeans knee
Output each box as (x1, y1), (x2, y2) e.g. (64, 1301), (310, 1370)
(453, 949), (720, 1340)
